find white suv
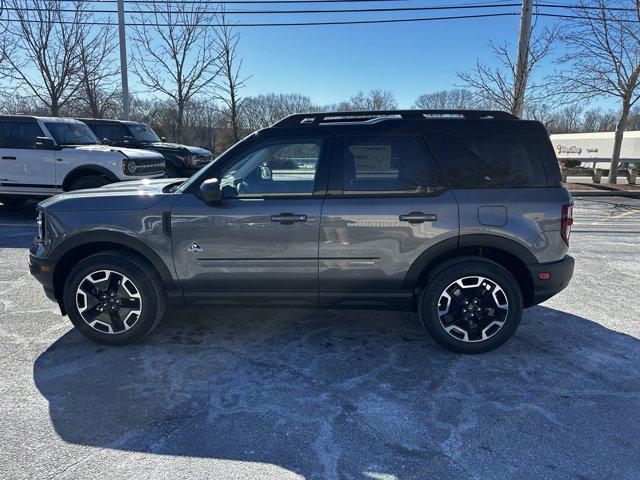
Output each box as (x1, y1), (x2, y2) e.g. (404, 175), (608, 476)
(0, 115), (165, 205)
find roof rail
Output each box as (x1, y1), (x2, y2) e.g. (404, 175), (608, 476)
(272, 109), (518, 128)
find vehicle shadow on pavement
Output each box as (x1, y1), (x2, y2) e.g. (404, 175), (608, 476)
(33, 306), (640, 479)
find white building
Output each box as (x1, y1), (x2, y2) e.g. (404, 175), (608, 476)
(550, 131), (640, 166)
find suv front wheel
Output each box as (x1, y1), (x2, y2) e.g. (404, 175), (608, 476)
(63, 251), (166, 345)
(418, 257), (523, 354)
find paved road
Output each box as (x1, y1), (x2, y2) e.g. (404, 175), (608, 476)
(1, 197), (639, 480)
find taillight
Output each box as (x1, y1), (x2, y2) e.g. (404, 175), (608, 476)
(561, 204), (573, 245)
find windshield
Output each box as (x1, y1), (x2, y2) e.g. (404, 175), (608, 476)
(45, 121), (99, 146)
(128, 123), (161, 143)
(176, 137), (248, 193)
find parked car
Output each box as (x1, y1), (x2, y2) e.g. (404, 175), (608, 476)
(29, 110), (574, 353)
(78, 118), (213, 177)
(0, 115), (166, 205)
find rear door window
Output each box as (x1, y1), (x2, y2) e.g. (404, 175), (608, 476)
(96, 124), (129, 142)
(3, 122), (44, 149)
(425, 134), (549, 188)
(337, 135), (441, 194)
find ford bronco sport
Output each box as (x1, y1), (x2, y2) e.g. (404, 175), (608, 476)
(0, 116), (165, 205)
(29, 110), (574, 353)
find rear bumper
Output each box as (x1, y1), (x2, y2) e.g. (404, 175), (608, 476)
(527, 255), (575, 306)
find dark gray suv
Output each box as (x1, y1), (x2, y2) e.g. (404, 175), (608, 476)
(29, 110), (574, 353)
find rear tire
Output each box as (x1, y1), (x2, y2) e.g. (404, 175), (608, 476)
(68, 175), (110, 191)
(418, 256), (523, 354)
(0, 196), (29, 206)
(63, 251), (166, 345)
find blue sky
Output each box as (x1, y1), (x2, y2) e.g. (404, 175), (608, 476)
(225, 5), (562, 107)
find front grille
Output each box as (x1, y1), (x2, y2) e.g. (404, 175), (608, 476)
(129, 161), (165, 176)
(194, 154), (212, 166)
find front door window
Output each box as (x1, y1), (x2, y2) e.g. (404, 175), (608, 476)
(220, 138), (323, 197)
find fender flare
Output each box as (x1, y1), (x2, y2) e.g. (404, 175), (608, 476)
(402, 234), (538, 290)
(62, 165), (120, 190)
(50, 230), (177, 290)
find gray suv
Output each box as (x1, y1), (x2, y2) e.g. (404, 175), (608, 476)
(29, 110), (574, 353)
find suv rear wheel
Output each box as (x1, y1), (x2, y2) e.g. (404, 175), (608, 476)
(63, 251), (166, 345)
(418, 256), (523, 354)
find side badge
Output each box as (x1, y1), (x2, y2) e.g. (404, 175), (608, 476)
(188, 242), (203, 254)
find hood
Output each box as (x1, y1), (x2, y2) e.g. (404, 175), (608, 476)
(144, 142), (212, 156)
(39, 178), (186, 212)
(75, 144), (165, 160)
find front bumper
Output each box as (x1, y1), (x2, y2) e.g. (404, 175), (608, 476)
(29, 253), (58, 304)
(165, 165), (203, 177)
(527, 255), (575, 306)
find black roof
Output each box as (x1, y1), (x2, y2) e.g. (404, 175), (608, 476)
(256, 109), (548, 138)
(78, 118), (142, 126)
(0, 115), (41, 123)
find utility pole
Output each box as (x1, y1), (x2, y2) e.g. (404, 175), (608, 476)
(513, 0), (533, 118)
(117, 0), (130, 120)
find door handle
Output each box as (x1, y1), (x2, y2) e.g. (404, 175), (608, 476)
(271, 213), (307, 224)
(1, 156), (16, 160)
(56, 157), (64, 162)
(399, 212), (437, 224)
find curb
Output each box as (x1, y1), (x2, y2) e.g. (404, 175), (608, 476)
(569, 190), (640, 198)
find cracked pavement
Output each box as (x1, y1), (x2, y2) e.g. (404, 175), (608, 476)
(1, 196), (639, 479)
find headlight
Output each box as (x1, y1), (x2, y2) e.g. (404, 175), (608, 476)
(36, 210), (45, 241)
(122, 159), (139, 174)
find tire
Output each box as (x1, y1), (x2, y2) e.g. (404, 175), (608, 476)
(68, 175), (109, 191)
(63, 251), (166, 345)
(418, 256), (523, 354)
(0, 196), (28, 206)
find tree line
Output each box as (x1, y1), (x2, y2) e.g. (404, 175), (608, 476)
(0, 0), (639, 181)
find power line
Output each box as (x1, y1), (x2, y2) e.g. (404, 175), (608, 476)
(3, 3), (636, 15)
(28, 0), (515, 4)
(0, 11), (522, 26)
(3, 3), (525, 14)
(2, 2), (636, 15)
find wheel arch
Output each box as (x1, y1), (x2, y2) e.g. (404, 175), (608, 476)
(404, 235), (536, 308)
(62, 165), (120, 191)
(51, 231), (178, 314)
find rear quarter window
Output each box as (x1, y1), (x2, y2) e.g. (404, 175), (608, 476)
(425, 134), (552, 188)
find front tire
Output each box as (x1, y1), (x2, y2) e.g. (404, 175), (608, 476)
(68, 175), (109, 191)
(63, 251), (166, 345)
(0, 195), (29, 206)
(418, 257), (523, 354)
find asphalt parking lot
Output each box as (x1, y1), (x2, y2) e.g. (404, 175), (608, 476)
(1, 196), (639, 480)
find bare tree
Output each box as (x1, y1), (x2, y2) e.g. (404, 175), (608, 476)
(550, 0), (640, 183)
(413, 89), (481, 110)
(338, 89), (397, 111)
(213, 11), (247, 143)
(242, 93), (316, 130)
(457, 21), (558, 116)
(129, 1), (220, 142)
(75, 23), (119, 118)
(0, 0), (87, 115)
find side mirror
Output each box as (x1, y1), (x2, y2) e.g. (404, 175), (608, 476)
(123, 135), (134, 144)
(260, 164), (273, 180)
(101, 137), (112, 145)
(161, 136), (167, 142)
(199, 178), (221, 204)
(35, 137), (58, 150)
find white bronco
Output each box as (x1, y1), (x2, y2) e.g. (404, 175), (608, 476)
(0, 115), (165, 205)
